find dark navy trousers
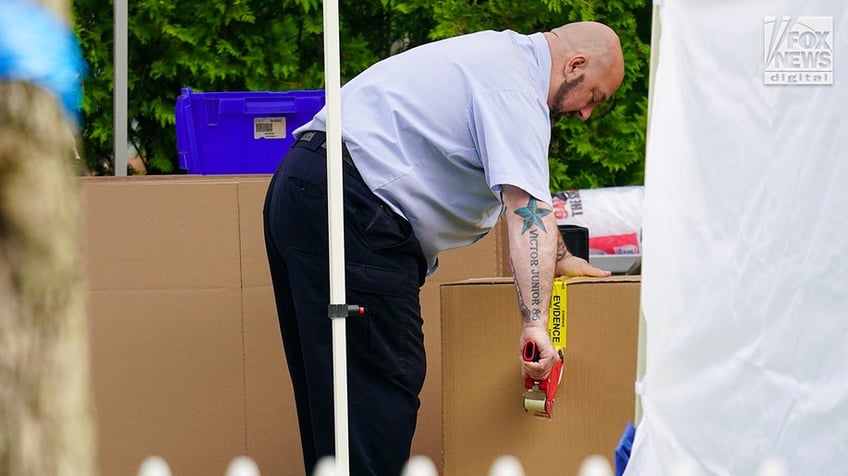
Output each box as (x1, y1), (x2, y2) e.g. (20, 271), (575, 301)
(263, 131), (428, 476)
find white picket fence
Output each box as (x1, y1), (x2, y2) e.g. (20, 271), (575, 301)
(137, 453), (790, 476)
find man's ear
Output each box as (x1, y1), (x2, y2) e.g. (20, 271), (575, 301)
(563, 54), (588, 80)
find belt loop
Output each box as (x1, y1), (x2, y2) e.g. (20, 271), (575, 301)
(296, 130), (326, 151)
(295, 131), (356, 170)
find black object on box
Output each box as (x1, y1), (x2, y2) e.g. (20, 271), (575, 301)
(558, 225), (590, 262)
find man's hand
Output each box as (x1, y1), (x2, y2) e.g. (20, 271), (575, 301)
(554, 235), (612, 278)
(555, 248), (612, 278)
(520, 326), (559, 380)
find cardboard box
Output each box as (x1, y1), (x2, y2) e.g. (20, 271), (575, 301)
(414, 224), (510, 461)
(440, 276), (640, 475)
(80, 175), (510, 475)
(82, 176), (260, 476)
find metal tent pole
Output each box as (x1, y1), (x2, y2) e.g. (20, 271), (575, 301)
(113, 0), (127, 176)
(322, 0), (349, 474)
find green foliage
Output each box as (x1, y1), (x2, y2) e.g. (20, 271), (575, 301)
(546, 0), (651, 190)
(72, 0), (650, 188)
(75, 0), (321, 173)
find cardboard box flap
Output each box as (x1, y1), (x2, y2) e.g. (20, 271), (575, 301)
(441, 275), (641, 287)
(564, 275), (641, 285)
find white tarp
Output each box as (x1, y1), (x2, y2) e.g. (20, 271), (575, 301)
(627, 0), (848, 474)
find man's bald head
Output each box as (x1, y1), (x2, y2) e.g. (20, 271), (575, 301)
(544, 21), (625, 121)
(551, 21), (624, 81)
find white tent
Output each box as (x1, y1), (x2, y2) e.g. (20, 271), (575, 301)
(628, 0), (847, 474)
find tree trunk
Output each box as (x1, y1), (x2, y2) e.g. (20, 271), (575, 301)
(0, 1), (96, 474)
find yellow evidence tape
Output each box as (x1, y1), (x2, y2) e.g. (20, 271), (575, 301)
(549, 278), (567, 355)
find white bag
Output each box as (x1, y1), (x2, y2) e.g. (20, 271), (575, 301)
(553, 186), (643, 255)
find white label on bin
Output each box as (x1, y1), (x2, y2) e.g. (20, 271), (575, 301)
(254, 117), (286, 139)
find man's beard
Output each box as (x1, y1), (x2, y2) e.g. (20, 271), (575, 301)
(549, 75), (585, 122)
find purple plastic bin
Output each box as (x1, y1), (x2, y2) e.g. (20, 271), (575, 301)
(176, 88), (325, 174)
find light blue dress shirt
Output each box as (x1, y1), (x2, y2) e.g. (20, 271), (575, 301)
(296, 30), (554, 273)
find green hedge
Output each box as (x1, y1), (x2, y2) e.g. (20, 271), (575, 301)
(72, 0), (650, 188)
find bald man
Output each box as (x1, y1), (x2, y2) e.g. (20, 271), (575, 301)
(264, 21), (625, 475)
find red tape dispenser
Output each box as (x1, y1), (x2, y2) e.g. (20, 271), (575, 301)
(521, 278), (567, 419)
(522, 340), (564, 419)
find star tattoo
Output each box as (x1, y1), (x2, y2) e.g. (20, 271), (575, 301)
(514, 198), (551, 234)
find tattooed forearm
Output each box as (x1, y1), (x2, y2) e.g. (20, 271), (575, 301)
(527, 229), (542, 321)
(511, 258), (536, 323)
(518, 295), (533, 323)
(511, 197), (555, 324)
(514, 197), (552, 234)
(502, 186), (557, 330)
(515, 278), (538, 323)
